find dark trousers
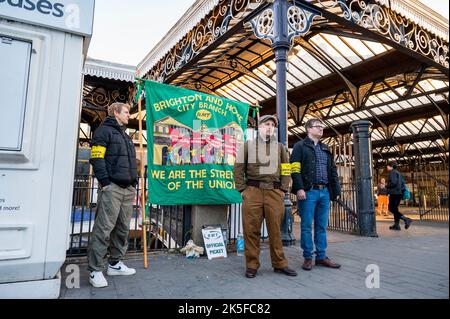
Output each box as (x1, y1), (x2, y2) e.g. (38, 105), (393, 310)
(388, 194), (404, 224)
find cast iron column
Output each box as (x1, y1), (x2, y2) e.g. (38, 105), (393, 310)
(273, 0), (295, 246)
(351, 120), (378, 237)
(247, 0), (320, 246)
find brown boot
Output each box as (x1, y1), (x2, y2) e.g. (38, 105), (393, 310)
(274, 267), (298, 276)
(302, 259), (313, 271)
(315, 258), (341, 269)
(245, 268), (257, 278)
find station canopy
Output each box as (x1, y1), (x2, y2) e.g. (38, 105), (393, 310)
(136, 0), (449, 165)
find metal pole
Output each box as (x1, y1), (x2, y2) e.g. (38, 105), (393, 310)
(273, 0), (289, 145)
(351, 120), (378, 237)
(138, 94), (149, 268)
(273, 0), (295, 246)
(411, 169), (417, 207)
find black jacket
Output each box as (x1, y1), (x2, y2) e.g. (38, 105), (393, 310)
(290, 137), (341, 200)
(377, 184), (388, 196)
(89, 117), (138, 188)
(387, 169), (403, 195)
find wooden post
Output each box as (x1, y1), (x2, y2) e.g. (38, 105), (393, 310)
(138, 92), (148, 269)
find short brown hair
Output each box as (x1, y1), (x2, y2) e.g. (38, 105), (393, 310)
(108, 102), (130, 117)
(304, 118), (322, 130)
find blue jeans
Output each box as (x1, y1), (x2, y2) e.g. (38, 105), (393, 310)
(298, 188), (330, 260)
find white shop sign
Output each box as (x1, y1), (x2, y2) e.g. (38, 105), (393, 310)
(0, 0), (95, 36)
(202, 227), (227, 260)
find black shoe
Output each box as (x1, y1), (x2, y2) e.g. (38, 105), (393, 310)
(274, 267), (298, 276)
(389, 224), (401, 230)
(404, 218), (413, 229)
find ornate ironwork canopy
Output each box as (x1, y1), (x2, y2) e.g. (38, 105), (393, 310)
(80, 58), (136, 145)
(135, 0), (448, 165)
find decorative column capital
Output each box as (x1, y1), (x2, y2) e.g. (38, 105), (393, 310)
(244, 7), (276, 42)
(351, 120), (373, 129)
(286, 2), (321, 44)
(244, 0), (321, 47)
(351, 120), (373, 138)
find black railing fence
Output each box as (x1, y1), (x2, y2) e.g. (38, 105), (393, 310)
(68, 175), (146, 257)
(328, 141), (359, 234)
(415, 162), (449, 222)
(67, 175), (269, 257)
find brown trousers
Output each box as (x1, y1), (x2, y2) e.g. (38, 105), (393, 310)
(242, 186), (289, 269)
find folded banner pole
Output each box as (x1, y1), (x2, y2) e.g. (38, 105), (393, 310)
(137, 90), (148, 269)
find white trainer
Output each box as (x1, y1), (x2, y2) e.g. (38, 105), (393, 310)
(89, 271), (108, 288)
(107, 261), (136, 276)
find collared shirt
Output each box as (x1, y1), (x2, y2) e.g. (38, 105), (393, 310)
(313, 142), (328, 185)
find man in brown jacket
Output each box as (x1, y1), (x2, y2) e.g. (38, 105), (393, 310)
(234, 115), (297, 278)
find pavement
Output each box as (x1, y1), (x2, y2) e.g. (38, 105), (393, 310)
(60, 219), (449, 299)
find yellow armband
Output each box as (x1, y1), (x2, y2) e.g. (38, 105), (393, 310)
(281, 163), (291, 176)
(91, 145), (107, 159)
(291, 162), (301, 173)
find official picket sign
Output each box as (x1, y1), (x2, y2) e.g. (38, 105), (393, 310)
(202, 227), (227, 260)
(0, 0), (95, 36)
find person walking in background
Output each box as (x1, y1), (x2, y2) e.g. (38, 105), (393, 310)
(377, 178), (389, 216)
(386, 161), (412, 230)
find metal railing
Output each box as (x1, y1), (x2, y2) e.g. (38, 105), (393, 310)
(227, 203), (268, 245)
(415, 162), (449, 222)
(327, 140), (360, 234)
(290, 183), (359, 235)
(329, 182), (359, 234)
(68, 175), (148, 256)
(146, 204), (191, 250)
(68, 175), (201, 257)
(67, 175), (269, 257)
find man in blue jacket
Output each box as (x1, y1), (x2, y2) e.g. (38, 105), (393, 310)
(290, 118), (341, 271)
(87, 102), (138, 288)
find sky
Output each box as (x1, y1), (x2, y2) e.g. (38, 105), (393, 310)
(88, 0), (449, 66)
(88, 0), (196, 66)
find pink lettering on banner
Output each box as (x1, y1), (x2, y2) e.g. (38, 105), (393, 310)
(206, 134), (223, 149)
(224, 134), (237, 156)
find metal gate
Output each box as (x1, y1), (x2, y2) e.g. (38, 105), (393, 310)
(415, 161), (449, 222)
(328, 136), (359, 234)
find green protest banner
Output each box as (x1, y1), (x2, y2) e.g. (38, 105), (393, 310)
(144, 80), (249, 205)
